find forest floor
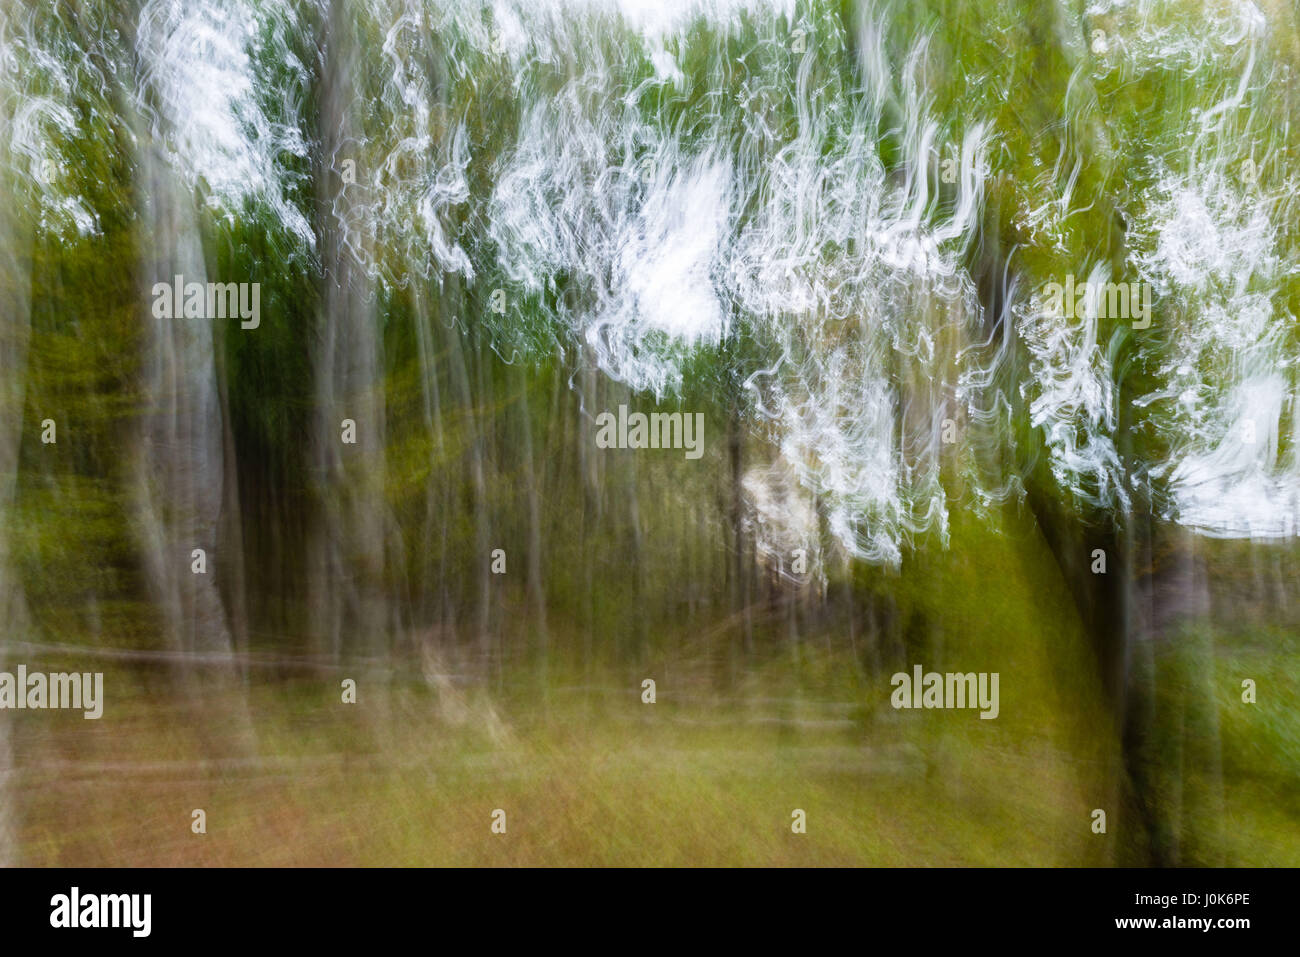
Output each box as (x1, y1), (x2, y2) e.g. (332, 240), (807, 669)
(9, 635), (1296, 866)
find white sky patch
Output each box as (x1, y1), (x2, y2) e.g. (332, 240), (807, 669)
(490, 76), (735, 396)
(743, 460), (823, 580)
(1133, 156), (1299, 539)
(1, 17), (99, 236)
(136, 0), (313, 246)
(1080, 0), (1266, 73)
(606, 155), (731, 343)
(1015, 261), (1127, 511)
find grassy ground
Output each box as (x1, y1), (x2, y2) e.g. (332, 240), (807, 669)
(11, 671), (1106, 867)
(9, 514), (1297, 866)
(16, 647), (1290, 867)
(10, 641), (1296, 867)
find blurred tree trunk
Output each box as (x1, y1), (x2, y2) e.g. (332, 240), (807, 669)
(515, 363), (549, 671)
(412, 283), (449, 639)
(0, 152), (32, 865)
(578, 343), (600, 676)
(128, 94), (248, 743)
(439, 281), (491, 664)
(728, 397), (752, 667)
(473, 332), (496, 673)
(310, 0), (388, 679)
(1129, 519), (1218, 865)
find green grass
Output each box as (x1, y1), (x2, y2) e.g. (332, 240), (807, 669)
(11, 631), (1286, 867)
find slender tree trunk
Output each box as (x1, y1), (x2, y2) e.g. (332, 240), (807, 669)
(516, 364), (549, 668)
(311, 0), (387, 658)
(0, 140), (33, 864)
